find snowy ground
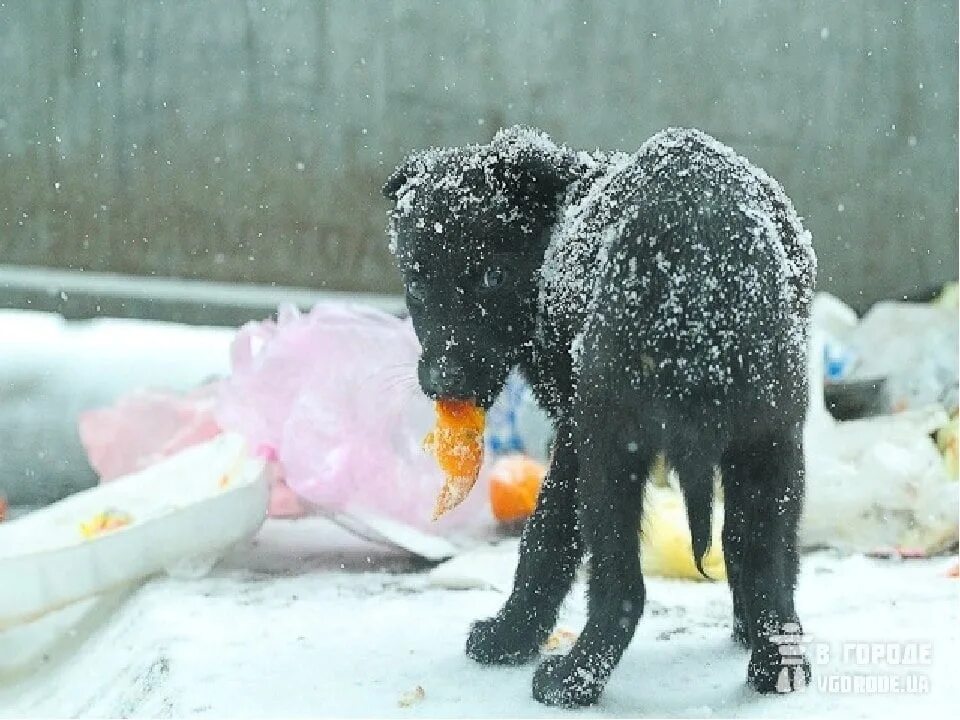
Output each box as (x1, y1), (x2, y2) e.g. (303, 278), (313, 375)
(1, 518), (956, 718)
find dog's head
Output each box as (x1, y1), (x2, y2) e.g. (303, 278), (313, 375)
(383, 126), (578, 407)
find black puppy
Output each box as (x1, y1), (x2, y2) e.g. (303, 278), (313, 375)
(383, 126), (816, 707)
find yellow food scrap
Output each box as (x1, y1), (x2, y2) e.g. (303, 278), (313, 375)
(543, 628), (579, 654)
(79, 509), (133, 539)
(641, 486), (726, 581)
(936, 412), (958, 481)
(397, 685), (425, 708)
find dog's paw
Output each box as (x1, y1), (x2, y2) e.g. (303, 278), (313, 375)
(465, 616), (541, 666)
(747, 644), (811, 694)
(532, 655), (603, 708)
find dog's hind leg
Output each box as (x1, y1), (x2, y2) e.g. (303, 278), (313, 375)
(725, 423), (810, 693)
(719, 450), (751, 646)
(466, 427), (583, 665)
(532, 408), (648, 707)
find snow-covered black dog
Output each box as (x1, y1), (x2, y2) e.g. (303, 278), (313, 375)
(383, 126), (816, 707)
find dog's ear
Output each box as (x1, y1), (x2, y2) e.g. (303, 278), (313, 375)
(382, 152), (426, 202)
(491, 126), (578, 206)
(382, 162), (411, 202)
(382, 167), (408, 202)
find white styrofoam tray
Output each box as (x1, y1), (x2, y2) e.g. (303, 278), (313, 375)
(0, 433), (268, 631)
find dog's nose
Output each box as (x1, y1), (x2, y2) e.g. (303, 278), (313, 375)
(428, 361), (465, 389)
(423, 360), (469, 398)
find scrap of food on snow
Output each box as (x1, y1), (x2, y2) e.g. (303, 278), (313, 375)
(79, 509), (133, 539)
(424, 399), (485, 519)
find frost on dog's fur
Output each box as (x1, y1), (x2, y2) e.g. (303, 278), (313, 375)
(386, 126), (815, 412)
(386, 126), (576, 260)
(540, 127), (815, 406)
(384, 125), (817, 707)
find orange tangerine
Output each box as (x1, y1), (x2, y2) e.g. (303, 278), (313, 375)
(488, 454), (545, 522)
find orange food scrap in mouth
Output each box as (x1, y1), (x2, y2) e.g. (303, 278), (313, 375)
(424, 399), (485, 520)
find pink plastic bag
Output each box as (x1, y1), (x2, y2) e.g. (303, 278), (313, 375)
(77, 303), (494, 535)
(215, 303), (492, 533)
(78, 383), (308, 518)
(79, 385), (222, 481)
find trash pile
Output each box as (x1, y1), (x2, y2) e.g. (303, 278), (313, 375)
(74, 304), (554, 557)
(800, 285), (958, 556)
(56, 284), (960, 571)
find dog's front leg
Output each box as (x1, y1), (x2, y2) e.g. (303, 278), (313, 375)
(466, 426), (582, 665)
(531, 427), (649, 707)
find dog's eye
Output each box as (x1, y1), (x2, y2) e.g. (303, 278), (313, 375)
(481, 267), (507, 291)
(407, 279), (426, 302)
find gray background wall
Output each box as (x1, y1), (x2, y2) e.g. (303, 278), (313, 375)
(0, 0), (956, 311)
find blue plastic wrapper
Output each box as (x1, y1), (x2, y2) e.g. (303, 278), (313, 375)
(485, 372), (553, 461)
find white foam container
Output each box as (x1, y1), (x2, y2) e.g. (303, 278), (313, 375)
(0, 433), (268, 630)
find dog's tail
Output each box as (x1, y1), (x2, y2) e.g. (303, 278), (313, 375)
(680, 472), (715, 580)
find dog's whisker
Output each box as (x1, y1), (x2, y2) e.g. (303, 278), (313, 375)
(376, 378), (420, 396)
(380, 361), (419, 373)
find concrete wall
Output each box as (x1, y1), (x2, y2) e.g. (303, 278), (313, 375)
(0, 0), (956, 310)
